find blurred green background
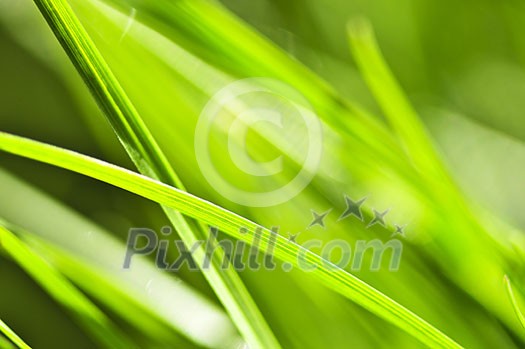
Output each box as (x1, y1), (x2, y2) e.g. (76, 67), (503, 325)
(1, 0), (525, 348)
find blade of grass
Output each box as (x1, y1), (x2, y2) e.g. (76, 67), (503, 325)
(505, 275), (525, 330)
(0, 167), (239, 348)
(347, 19), (525, 336)
(0, 319), (30, 349)
(0, 131), (462, 349)
(0, 216), (232, 349)
(346, 18), (497, 224)
(347, 18), (446, 177)
(31, 0), (279, 347)
(0, 224), (134, 349)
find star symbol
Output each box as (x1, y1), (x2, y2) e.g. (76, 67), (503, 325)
(391, 224), (406, 238)
(288, 232), (300, 243)
(338, 195), (367, 221)
(367, 208), (390, 228)
(308, 209), (332, 229)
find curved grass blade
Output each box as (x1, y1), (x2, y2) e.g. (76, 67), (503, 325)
(0, 224), (134, 349)
(505, 276), (525, 330)
(0, 319), (30, 349)
(0, 131), (462, 349)
(31, 0), (279, 347)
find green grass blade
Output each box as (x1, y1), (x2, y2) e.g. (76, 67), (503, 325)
(31, 0), (279, 347)
(0, 131), (462, 349)
(0, 216), (234, 349)
(347, 19), (525, 335)
(0, 165), (241, 347)
(0, 319), (30, 349)
(347, 18), (445, 177)
(0, 224), (134, 349)
(505, 276), (525, 330)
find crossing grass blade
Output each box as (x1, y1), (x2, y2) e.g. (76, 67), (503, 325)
(0, 131), (462, 349)
(31, 0), (279, 347)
